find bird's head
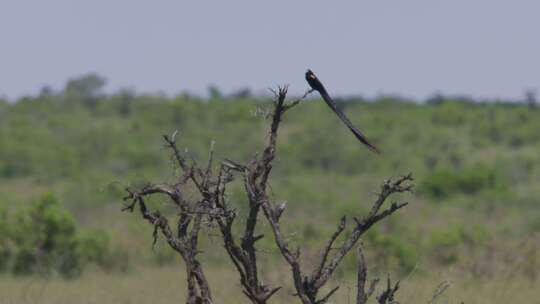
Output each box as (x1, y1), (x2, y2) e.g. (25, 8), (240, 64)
(305, 69), (323, 92)
(305, 69), (316, 81)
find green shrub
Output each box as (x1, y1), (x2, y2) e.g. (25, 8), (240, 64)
(11, 193), (80, 276)
(7, 193), (111, 277)
(419, 165), (504, 199)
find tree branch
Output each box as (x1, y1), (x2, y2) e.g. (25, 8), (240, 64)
(357, 245), (368, 304)
(313, 216), (347, 281)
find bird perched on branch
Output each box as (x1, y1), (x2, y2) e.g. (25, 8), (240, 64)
(305, 69), (380, 154)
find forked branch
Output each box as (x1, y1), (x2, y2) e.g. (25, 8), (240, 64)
(246, 86), (413, 303)
(123, 184), (212, 304)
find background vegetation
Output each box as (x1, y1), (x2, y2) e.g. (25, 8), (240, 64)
(0, 74), (538, 303)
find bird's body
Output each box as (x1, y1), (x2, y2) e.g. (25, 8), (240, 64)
(305, 69), (380, 154)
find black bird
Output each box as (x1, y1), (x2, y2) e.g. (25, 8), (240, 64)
(305, 69), (380, 154)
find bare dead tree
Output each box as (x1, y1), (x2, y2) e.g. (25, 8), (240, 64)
(240, 85), (413, 303)
(121, 82), (412, 304)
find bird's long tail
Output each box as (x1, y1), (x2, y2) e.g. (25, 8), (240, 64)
(319, 90), (380, 154)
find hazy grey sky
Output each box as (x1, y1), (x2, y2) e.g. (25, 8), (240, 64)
(1, 0), (539, 100)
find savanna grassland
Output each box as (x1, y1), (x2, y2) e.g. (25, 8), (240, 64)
(0, 77), (539, 303)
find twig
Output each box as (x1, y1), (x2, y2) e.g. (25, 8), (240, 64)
(283, 88), (315, 111)
(428, 281), (452, 304)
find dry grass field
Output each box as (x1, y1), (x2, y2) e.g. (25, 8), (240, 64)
(1, 263), (537, 304)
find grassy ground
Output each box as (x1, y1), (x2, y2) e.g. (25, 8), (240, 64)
(1, 263), (537, 304)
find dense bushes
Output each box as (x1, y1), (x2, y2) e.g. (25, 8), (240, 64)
(1, 87), (540, 187)
(419, 165), (505, 199)
(0, 194), (112, 278)
(1, 83), (539, 279)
